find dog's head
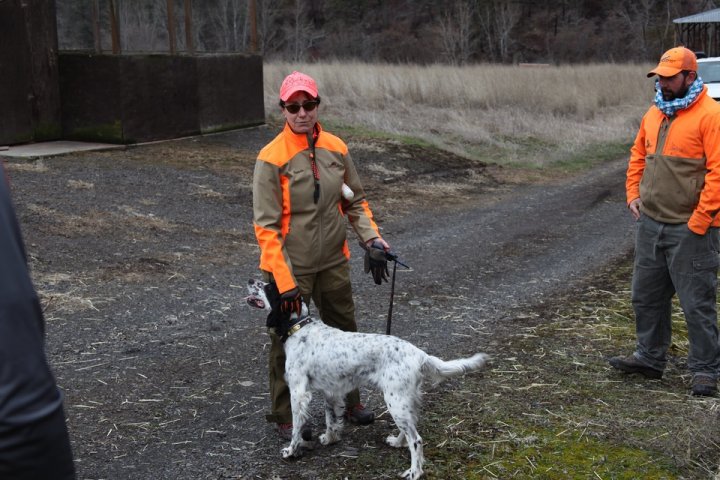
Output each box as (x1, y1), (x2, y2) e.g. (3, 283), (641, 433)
(246, 279), (308, 337)
(246, 278), (272, 311)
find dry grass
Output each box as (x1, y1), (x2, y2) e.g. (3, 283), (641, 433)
(264, 61), (652, 167)
(394, 262), (720, 479)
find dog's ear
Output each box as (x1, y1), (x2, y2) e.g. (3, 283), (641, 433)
(263, 282), (281, 309)
(246, 295), (267, 310)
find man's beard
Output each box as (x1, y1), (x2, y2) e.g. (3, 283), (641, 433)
(662, 84), (690, 101)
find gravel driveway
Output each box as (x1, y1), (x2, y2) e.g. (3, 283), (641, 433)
(3, 125), (635, 479)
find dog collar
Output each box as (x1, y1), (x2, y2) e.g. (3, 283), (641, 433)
(285, 317), (313, 340)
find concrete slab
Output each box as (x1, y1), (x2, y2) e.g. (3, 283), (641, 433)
(0, 140), (124, 158)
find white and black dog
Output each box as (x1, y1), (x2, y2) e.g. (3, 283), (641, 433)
(246, 279), (489, 480)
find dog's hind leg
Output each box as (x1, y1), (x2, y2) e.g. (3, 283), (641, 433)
(281, 376), (313, 459)
(383, 390), (408, 448)
(319, 395), (345, 446)
(385, 396), (424, 480)
(398, 424), (423, 480)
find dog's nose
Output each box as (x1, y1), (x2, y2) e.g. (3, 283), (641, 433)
(248, 279), (255, 285)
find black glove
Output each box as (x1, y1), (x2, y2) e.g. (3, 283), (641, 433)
(279, 287), (302, 314)
(364, 242), (389, 285)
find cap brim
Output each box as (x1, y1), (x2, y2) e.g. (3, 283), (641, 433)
(647, 66), (682, 78)
(280, 86), (319, 102)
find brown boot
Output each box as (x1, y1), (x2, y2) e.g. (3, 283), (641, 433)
(691, 375), (717, 397)
(608, 354), (663, 379)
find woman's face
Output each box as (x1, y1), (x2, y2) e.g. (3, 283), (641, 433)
(281, 91), (319, 134)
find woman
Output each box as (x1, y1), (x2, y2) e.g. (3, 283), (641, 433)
(252, 71), (390, 439)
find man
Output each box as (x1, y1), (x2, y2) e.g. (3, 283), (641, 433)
(609, 47), (720, 397)
(0, 164), (76, 478)
(253, 71), (391, 438)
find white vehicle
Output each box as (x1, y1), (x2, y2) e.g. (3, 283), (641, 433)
(697, 57), (720, 100)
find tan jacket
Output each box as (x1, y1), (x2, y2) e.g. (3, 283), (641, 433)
(253, 122), (381, 293)
(627, 86), (720, 234)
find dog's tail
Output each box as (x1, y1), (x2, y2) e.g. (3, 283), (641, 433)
(422, 353), (489, 385)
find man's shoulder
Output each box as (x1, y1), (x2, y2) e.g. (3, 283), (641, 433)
(685, 91), (720, 115)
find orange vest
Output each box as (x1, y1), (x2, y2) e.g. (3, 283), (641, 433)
(627, 86), (720, 234)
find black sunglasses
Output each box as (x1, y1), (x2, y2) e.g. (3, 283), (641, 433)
(282, 100), (320, 114)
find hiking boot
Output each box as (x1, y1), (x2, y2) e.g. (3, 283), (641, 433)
(345, 403), (375, 425)
(275, 423), (313, 441)
(608, 354), (663, 379)
(691, 375), (718, 397)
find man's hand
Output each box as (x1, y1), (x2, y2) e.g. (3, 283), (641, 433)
(279, 287), (302, 313)
(628, 198), (642, 221)
(364, 239), (389, 285)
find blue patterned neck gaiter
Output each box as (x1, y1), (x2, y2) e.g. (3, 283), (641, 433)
(654, 77), (704, 117)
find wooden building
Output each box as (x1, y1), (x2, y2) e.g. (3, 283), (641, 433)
(675, 8), (720, 57)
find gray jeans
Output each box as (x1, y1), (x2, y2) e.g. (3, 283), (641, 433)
(632, 214), (720, 378)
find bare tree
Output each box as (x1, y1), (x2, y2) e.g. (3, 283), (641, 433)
(206, 0), (248, 52)
(478, 0), (520, 62)
(118, 1), (167, 52)
(438, 1), (476, 65)
(257, 0), (282, 56)
(285, 0), (323, 62)
(614, 0), (657, 58)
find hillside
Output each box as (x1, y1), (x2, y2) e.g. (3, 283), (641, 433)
(57, 0), (712, 64)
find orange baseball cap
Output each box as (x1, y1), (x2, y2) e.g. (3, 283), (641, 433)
(279, 71), (319, 101)
(647, 47), (698, 78)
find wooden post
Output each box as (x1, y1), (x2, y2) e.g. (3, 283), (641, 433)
(92, 0), (101, 53)
(109, 0), (121, 54)
(167, 0), (176, 54)
(248, 0), (258, 53)
(184, 0), (194, 53)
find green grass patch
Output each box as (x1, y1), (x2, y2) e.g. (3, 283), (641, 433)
(427, 426), (678, 479)
(548, 141), (633, 173)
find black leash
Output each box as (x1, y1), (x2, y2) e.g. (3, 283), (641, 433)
(384, 251), (410, 335)
(386, 258), (398, 335)
(360, 241), (410, 335)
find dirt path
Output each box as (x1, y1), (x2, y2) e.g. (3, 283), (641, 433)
(3, 126), (635, 479)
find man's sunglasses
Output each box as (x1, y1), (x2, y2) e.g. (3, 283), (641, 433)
(282, 100), (320, 114)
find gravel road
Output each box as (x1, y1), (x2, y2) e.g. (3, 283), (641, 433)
(2, 126), (635, 479)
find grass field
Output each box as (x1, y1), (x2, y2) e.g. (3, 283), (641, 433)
(264, 61), (653, 168)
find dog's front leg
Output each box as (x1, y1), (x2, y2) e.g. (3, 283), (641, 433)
(281, 378), (313, 459)
(319, 395), (345, 446)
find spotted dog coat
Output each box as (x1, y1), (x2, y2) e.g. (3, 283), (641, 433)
(246, 279), (489, 480)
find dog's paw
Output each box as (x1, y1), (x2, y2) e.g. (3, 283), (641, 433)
(400, 467), (421, 479)
(386, 434), (407, 448)
(319, 432), (339, 446)
(281, 446), (297, 459)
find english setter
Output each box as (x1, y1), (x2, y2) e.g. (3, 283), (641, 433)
(246, 279), (489, 480)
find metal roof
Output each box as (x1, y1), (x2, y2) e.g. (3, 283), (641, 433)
(675, 8), (720, 24)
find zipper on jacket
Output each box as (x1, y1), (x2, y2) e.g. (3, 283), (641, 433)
(656, 116), (674, 154)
